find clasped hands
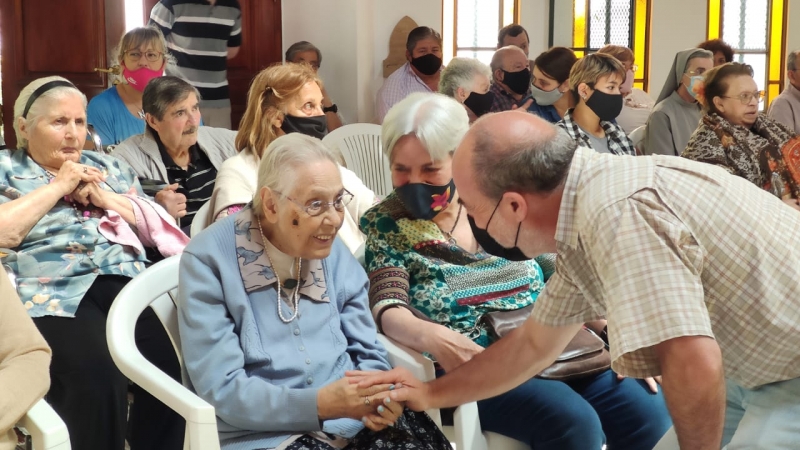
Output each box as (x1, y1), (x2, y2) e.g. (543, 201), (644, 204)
(317, 375), (405, 432)
(52, 161), (112, 209)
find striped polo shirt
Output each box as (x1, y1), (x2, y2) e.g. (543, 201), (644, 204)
(149, 0), (242, 109)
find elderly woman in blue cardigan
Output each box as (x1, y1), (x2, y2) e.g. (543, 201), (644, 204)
(177, 133), (451, 450)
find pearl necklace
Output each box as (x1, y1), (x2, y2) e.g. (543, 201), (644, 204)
(257, 218), (302, 323)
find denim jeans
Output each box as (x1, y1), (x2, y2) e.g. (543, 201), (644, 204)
(477, 369), (672, 449)
(654, 377), (800, 449)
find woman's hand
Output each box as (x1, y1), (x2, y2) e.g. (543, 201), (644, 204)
(316, 377), (397, 423)
(429, 325), (484, 373)
(70, 181), (112, 209)
(362, 394), (404, 431)
(51, 162), (105, 197)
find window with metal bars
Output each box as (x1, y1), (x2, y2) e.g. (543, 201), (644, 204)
(572, 0), (651, 92)
(707, 0), (787, 108)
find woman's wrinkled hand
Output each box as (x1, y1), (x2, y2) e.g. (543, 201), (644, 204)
(70, 181), (110, 210)
(52, 162), (105, 196)
(430, 325), (484, 373)
(316, 377), (397, 424)
(361, 393), (405, 432)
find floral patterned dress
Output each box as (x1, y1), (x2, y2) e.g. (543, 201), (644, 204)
(0, 149), (148, 317)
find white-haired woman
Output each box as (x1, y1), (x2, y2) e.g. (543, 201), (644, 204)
(360, 92), (672, 449)
(0, 76), (185, 449)
(438, 57), (493, 122)
(177, 133), (451, 450)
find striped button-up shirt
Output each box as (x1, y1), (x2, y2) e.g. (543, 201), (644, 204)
(531, 147), (800, 389)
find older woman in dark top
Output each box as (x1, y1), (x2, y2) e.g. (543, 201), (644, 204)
(0, 76), (185, 449)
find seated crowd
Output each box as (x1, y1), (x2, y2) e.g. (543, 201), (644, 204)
(2, 16), (800, 450)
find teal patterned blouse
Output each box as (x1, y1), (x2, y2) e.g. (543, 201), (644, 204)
(0, 149), (148, 318)
(360, 192), (555, 348)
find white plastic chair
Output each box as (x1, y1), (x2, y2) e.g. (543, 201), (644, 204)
(190, 201), (211, 237)
(15, 399), (71, 449)
(106, 256), (220, 450)
(322, 124), (393, 197)
(376, 335), (528, 450)
(628, 125), (647, 154)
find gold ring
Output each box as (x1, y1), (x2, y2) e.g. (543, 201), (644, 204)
(83, 167), (88, 174)
(363, 396), (371, 406)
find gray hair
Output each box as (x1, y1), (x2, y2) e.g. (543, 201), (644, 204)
(788, 50), (800, 71)
(285, 41), (322, 66)
(382, 92), (469, 163)
(142, 76), (200, 132)
(471, 122), (577, 199)
(684, 49), (714, 73)
(253, 133), (341, 216)
(439, 58), (492, 97)
(14, 76), (87, 149)
(490, 45), (525, 73)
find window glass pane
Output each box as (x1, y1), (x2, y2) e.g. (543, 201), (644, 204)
(588, 0), (632, 48)
(609, 0), (632, 46)
(722, 0), (768, 50)
(734, 53), (767, 110)
(457, 0), (500, 48)
(456, 49), (496, 66)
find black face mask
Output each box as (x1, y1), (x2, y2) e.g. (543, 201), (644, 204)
(584, 89), (624, 121)
(410, 53), (443, 76)
(501, 68), (531, 95)
(467, 200), (530, 261)
(463, 90), (495, 118)
(395, 180), (456, 220)
(281, 114), (328, 139)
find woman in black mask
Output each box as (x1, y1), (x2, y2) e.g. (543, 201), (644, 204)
(207, 62), (376, 252)
(438, 57), (494, 123)
(556, 53), (637, 155)
(360, 92), (669, 449)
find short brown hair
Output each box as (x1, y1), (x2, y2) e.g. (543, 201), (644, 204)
(698, 39), (734, 63)
(497, 24), (529, 48)
(534, 47), (578, 84)
(236, 63), (322, 158)
(596, 45), (634, 65)
(116, 26), (170, 65)
(568, 53), (626, 96)
(701, 62), (754, 115)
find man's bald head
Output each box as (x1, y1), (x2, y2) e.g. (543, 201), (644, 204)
(490, 45), (528, 75)
(454, 111), (578, 200)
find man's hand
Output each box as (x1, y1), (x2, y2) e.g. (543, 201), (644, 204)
(511, 98), (534, 111)
(616, 373), (662, 394)
(656, 336), (725, 450)
(155, 184), (187, 219)
(349, 367), (431, 412)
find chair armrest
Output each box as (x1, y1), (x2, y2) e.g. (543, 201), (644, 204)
(16, 399), (71, 450)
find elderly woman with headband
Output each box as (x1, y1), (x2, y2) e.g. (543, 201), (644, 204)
(0, 76), (186, 449)
(438, 57), (494, 123)
(177, 133), (452, 450)
(207, 63), (374, 252)
(644, 48), (714, 156)
(361, 92), (671, 449)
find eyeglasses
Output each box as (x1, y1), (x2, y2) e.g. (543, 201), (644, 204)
(274, 189), (354, 216)
(722, 90), (766, 105)
(125, 50), (164, 62)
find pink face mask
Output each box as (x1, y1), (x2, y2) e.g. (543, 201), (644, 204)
(620, 69), (635, 95)
(122, 65), (164, 92)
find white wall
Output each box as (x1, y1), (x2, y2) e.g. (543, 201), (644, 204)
(282, 0), (441, 124)
(519, 0), (550, 56)
(648, 0), (707, 97)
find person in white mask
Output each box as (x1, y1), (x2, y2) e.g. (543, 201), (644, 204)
(644, 48), (714, 156)
(525, 47), (578, 123)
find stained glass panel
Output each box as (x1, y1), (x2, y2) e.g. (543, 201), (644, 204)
(722, 0), (768, 50)
(588, 0), (633, 48)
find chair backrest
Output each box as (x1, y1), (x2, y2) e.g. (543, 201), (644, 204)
(628, 125), (646, 153)
(322, 124), (393, 197)
(190, 201), (212, 237)
(107, 256), (220, 450)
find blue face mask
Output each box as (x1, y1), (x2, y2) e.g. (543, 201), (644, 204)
(685, 75), (703, 100)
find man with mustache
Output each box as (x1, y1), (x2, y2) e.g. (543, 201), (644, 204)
(113, 76), (236, 234)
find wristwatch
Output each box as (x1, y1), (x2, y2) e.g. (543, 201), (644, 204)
(323, 104), (338, 114)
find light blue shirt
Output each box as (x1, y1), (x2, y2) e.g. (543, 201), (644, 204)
(177, 207), (391, 450)
(0, 149), (148, 317)
(87, 87), (145, 147)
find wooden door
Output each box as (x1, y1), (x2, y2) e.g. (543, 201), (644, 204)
(0, 0), (124, 149)
(141, 0), (283, 129)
